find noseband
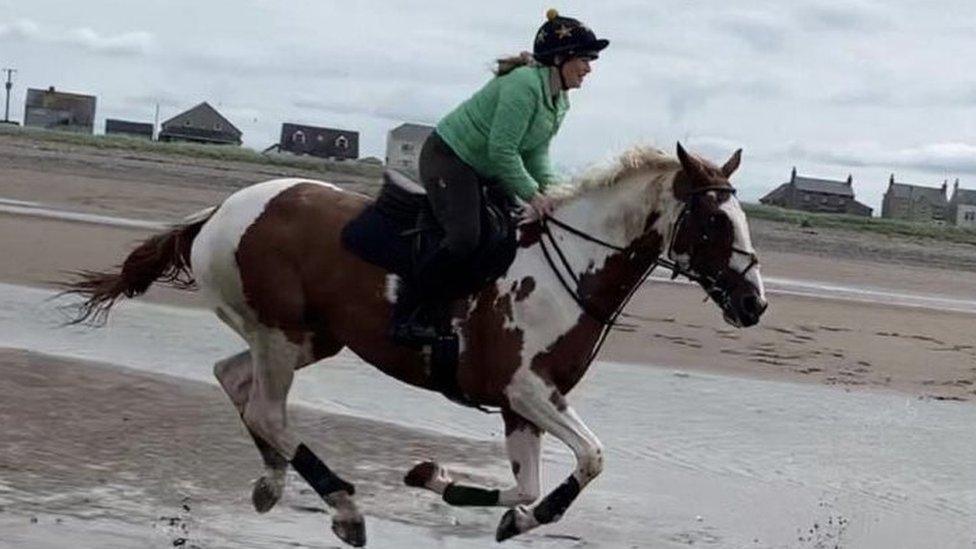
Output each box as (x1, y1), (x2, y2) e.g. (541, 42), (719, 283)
(537, 185), (760, 367)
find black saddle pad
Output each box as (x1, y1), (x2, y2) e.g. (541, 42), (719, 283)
(340, 172), (518, 298)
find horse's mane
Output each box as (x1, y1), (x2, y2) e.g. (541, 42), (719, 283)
(548, 145), (681, 200)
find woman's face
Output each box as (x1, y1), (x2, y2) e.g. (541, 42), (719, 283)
(560, 57), (592, 90)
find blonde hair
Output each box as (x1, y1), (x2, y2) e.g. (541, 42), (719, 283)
(494, 51), (538, 76)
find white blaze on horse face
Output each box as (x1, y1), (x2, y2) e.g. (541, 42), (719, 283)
(719, 195), (766, 300)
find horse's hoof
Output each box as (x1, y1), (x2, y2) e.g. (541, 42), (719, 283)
(496, 507), (520, 542)
(251, 475), (283, 513)
(332, 515), (367, 547)
(404, 461), (439, 488)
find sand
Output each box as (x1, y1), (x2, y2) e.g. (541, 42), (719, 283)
(1, 132), (974, 547)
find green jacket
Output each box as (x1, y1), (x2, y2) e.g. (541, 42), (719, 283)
(436, 65), (569, 202)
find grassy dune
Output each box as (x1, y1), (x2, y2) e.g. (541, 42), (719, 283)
(743, 203), (976, 246)
(0, 124), (384, 178)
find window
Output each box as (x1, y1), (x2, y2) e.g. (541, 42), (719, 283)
(400, 159), (412, 167)
(292, 130), (306, 145)
(820, 196), (828, 204)
(966, 211), (975, 221)
(214, 123), (222, 131)
(401, 143), (414, 153)
(335, 135), (349, 150)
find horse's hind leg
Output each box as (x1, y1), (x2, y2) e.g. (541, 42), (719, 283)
(243, 328), (365, 547)
(404, 410), (541, 507)
(214, 351), (288, 513)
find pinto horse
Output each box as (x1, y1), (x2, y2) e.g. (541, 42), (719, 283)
(64, 143), (766, 546)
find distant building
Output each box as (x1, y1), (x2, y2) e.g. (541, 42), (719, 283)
(949, 179), (976, 228)
(158, 102), (242, 145)
(24, 86), (96, 134)
(105, 118), (153, 139)
(386, 123), (434, 176)
(279, 123), (359, 160)
(881, 175), (949, 223)
(759, 167), (872, 217)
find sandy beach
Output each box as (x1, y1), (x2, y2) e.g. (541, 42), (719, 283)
(1, 132), (974, 547)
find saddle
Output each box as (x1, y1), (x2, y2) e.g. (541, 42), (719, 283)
(341, 170), (518, 301)
(340, 170), (519, 406)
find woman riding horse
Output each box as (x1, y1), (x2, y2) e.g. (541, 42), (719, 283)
(392, 9), (610, 345)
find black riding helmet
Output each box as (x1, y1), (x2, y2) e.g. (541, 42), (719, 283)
(533, 9), (609, 66)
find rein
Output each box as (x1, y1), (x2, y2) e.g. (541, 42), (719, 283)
(537, 185), (759, 370)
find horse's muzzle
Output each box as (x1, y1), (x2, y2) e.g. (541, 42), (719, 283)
(735, 292), (767, 327)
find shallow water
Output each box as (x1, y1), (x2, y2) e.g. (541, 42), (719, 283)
(2, 282), (975, 547)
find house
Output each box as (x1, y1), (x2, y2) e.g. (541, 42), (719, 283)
(880, 175), (949, 223)
(386, 123), (434, 176)
(105, 119), (153, 139)
(158, 102), (242, 145)
(24, 86), (96, 134)
(759, 167), (872, 217)
(949, 179), (976, 228)
(279, 123), (359, 160)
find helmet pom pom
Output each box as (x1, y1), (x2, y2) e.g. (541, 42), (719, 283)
(546, 8), (559, 21)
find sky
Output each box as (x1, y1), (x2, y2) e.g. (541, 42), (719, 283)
(1, 0), (975, 210)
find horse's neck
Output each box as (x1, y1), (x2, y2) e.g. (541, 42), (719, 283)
(548, 173), (682, 314)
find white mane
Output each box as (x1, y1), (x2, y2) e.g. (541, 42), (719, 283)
(547, 145), (681, 201)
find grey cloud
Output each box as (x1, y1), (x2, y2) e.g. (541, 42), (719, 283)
(0, 18), (152, 56)
(796, 3), (890, 33)
(665, 79), (781, 122)
(292, 86), (445, 125)
(722, 15), (788, 53)
(792, 141), (976, 175)
(826, 88), (896, 107)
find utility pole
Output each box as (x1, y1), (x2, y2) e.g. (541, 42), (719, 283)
(2, 68), (16, 124)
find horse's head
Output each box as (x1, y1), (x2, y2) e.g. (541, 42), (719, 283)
(667, 143), (767, 327)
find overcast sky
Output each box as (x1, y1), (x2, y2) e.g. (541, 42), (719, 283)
(2, 0), (975, 209)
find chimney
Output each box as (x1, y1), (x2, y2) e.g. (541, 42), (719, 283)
(791, 166), (796, 183)
(846, 174), (853, 185)
(955, 178), (960, 192)
(47, 85), (55, 93)
(941, 180), (948, 195)
(889, 173), (894, 188)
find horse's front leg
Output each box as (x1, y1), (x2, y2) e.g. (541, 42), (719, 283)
(496, 370), (604, 542)
(404, 410), (541, 507)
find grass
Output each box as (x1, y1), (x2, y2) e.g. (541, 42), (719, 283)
(742, 202), (976, 246)
(0, 124), (384, 178)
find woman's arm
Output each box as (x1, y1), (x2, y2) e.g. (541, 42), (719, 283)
(486, 80), (544, 202)
(522, 141), (557, 192)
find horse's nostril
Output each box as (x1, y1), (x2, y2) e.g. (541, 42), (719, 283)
(741, 294), (764, 317)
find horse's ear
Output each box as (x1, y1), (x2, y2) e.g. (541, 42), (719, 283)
(676, 142), (702, 178)
(721, 148), (743, 178)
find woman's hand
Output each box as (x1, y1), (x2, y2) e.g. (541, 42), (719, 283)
(522, 193), (557, 223)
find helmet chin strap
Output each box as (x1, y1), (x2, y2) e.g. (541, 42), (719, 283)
(553, 56), (569, 91)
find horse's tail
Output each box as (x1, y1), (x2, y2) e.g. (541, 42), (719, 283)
(60, 206), (217, 325)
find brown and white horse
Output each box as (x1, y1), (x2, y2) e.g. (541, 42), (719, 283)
(65, 143), (766, 546)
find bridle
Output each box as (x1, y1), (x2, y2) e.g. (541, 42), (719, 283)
(537, 185), (760, 368)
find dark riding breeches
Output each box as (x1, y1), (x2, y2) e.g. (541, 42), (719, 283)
(419, 132), (486, 259)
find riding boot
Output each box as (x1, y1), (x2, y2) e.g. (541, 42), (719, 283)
(389, 245), (461, 348)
